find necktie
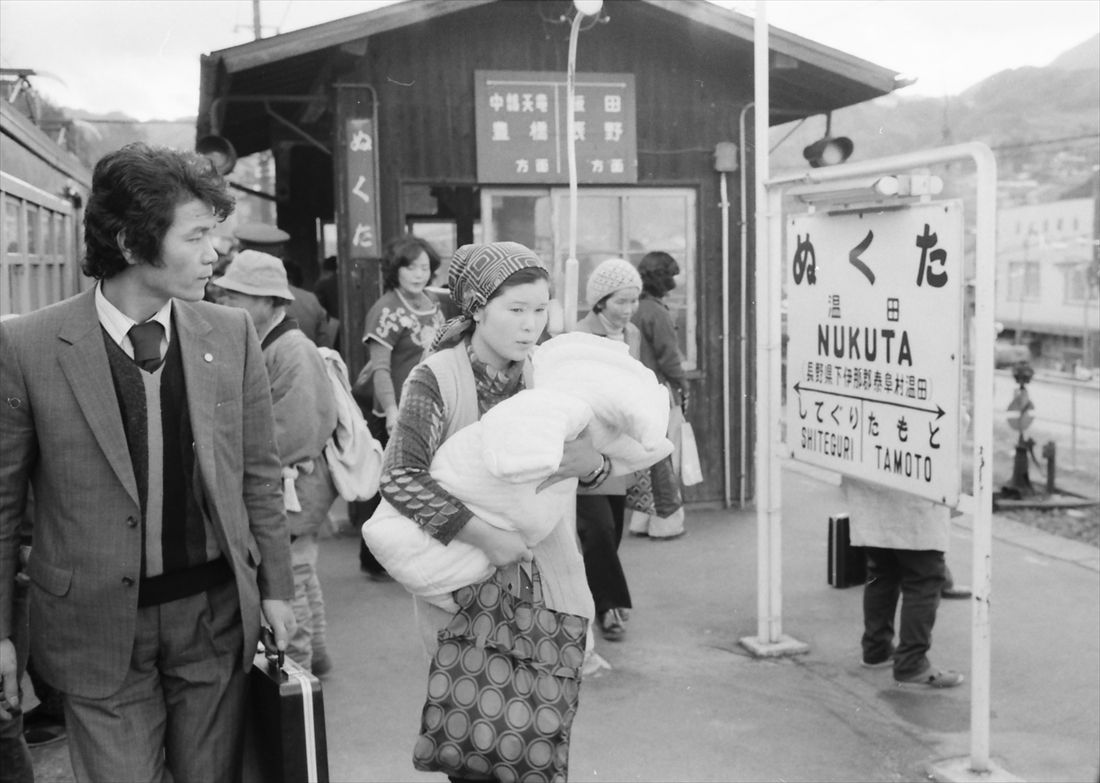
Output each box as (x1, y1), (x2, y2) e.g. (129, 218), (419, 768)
(129, 321), (164, 371)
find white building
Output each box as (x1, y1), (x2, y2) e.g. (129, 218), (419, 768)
(997, 197), (1099, 369)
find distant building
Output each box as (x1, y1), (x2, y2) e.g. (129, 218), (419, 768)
(997, 197), (1100, 369)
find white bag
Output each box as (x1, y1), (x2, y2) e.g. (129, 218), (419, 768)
(317, 348), (384, 501)
(679, 421), (703, 486)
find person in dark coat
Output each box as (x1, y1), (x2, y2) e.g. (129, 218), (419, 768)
(234, 222), (333, 347)
(628, 251), (688, 539)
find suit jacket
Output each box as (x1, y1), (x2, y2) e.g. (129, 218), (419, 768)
(0, 289), (293, 698)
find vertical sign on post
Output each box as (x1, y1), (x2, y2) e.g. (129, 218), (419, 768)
(785, 200), (964, 505)
(334, 83), (380, 379)
(346, 118), (379, 262)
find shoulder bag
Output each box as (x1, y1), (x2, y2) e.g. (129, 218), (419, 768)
(412, 562), (588, 782)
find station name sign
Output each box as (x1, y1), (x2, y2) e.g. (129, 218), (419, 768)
(474, 70), (637, 184)
(785, 200), (964, 504)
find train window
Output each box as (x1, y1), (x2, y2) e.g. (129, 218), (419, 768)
(45, 211), (57, 256)
(1, 176), (81, 316)
(26, 205), (39, 255)
(4, 199), (19, 254)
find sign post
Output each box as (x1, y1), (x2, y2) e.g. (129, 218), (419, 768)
(753, 142), (1007, 781)
(785, 201), (964, 506)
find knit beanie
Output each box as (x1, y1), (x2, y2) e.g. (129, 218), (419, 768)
(585, 258), (642, 309)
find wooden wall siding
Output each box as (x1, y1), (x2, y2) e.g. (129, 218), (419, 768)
(332, 0), (756, 503)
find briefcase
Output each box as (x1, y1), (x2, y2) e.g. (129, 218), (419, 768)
(828, 514), (866, 589)
(242, 632), (329, 783)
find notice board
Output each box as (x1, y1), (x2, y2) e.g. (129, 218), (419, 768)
(474, 70), (637, 184)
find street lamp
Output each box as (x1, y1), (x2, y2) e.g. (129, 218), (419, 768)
(559, 0), (604, 332)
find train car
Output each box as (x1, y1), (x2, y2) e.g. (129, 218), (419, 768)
(1, 97), (91, 316)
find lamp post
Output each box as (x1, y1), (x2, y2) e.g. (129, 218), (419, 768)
(560, 0), (603, 333)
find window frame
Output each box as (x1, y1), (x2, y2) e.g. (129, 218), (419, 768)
(481, 185), (698, 369)
(1, 171), (77, 316)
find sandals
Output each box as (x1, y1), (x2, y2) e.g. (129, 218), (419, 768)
(895, 668), (964, 688)
(599, 608), (627, 641)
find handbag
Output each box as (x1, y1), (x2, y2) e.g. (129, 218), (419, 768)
(350, 359), (375, 411)
(679, 421), (704, 486)
(412, 563), (588, 782)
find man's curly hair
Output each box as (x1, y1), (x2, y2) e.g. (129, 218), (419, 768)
(82, 143), (234, 280)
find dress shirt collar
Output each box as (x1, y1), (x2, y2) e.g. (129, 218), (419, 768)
(95, 283), (173, 359)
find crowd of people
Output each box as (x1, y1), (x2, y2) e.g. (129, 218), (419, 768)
(0, 142), (963, 783)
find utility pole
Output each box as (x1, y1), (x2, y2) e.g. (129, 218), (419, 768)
(252, 0), (262, 40)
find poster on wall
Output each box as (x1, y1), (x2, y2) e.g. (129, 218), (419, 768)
(785, 200), (965, 505)
(474, 70), (637, 184)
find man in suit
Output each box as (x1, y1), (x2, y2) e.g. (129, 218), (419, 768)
(0, 143), (296, 782)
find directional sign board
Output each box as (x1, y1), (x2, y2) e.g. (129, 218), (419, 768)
(786, 200), (964, 505)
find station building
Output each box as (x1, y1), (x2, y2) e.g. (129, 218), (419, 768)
(196, 0), (901, 506)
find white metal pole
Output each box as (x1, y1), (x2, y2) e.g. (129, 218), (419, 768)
(564, 10), (584, 333)
(753, 0), (780, 643)
(720, 171), (732, 507)
(969, 142), (998, 774)
(738, 103), (754, 508)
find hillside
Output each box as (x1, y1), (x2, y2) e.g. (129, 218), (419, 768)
(770, 34), (1100, 203)
(1048, 33), (1100, 71)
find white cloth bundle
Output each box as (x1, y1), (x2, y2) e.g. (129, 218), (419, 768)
(363, 332), (673, 607)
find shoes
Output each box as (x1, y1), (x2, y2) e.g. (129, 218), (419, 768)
(581, 650), (612, 678)
(861, 656), (894, 669)
(861, 645), (896, 669)
(311, 650), (333, 677)
(362, 567), (394, 582)
(942, 584), (972, 599)
(22, 705), (66, 747)
(599, 608), (626, 642)
(649, 531), (685, 541)
(895, 668), (964, 688)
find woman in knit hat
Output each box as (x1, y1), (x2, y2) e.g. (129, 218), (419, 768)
(628, 251), (688, 539)
(573, 257), (643, 643)
(376, 242), (602, 781)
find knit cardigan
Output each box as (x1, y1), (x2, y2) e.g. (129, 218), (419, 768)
(370, 342), (594, 621)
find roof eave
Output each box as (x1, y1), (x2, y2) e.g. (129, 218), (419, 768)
(211, 0), (495, 75)
(640, 0), (899, 96)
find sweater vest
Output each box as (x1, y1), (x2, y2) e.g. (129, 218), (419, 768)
(103, 328), (227, 605)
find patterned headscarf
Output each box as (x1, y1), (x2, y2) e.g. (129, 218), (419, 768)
(430, 241), (546, 352)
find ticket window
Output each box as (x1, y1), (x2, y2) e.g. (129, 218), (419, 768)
(481, 187), (696, 369)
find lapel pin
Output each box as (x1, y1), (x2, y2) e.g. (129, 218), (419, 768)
(203, 353), (214, 363)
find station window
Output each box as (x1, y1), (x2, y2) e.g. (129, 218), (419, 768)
(481, 187), (697, 369)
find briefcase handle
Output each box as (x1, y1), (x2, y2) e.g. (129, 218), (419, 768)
(259, 625), (285, 672)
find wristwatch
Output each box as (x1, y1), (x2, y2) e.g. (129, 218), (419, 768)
(578, 454), (611, 489)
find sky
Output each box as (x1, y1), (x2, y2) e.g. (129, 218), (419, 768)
(0, 0), (1097, 121)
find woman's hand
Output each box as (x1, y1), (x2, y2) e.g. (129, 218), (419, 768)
(455, 516), (533, 567)
(385, 405), (399, 435)
(536, 433), (603, 493)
